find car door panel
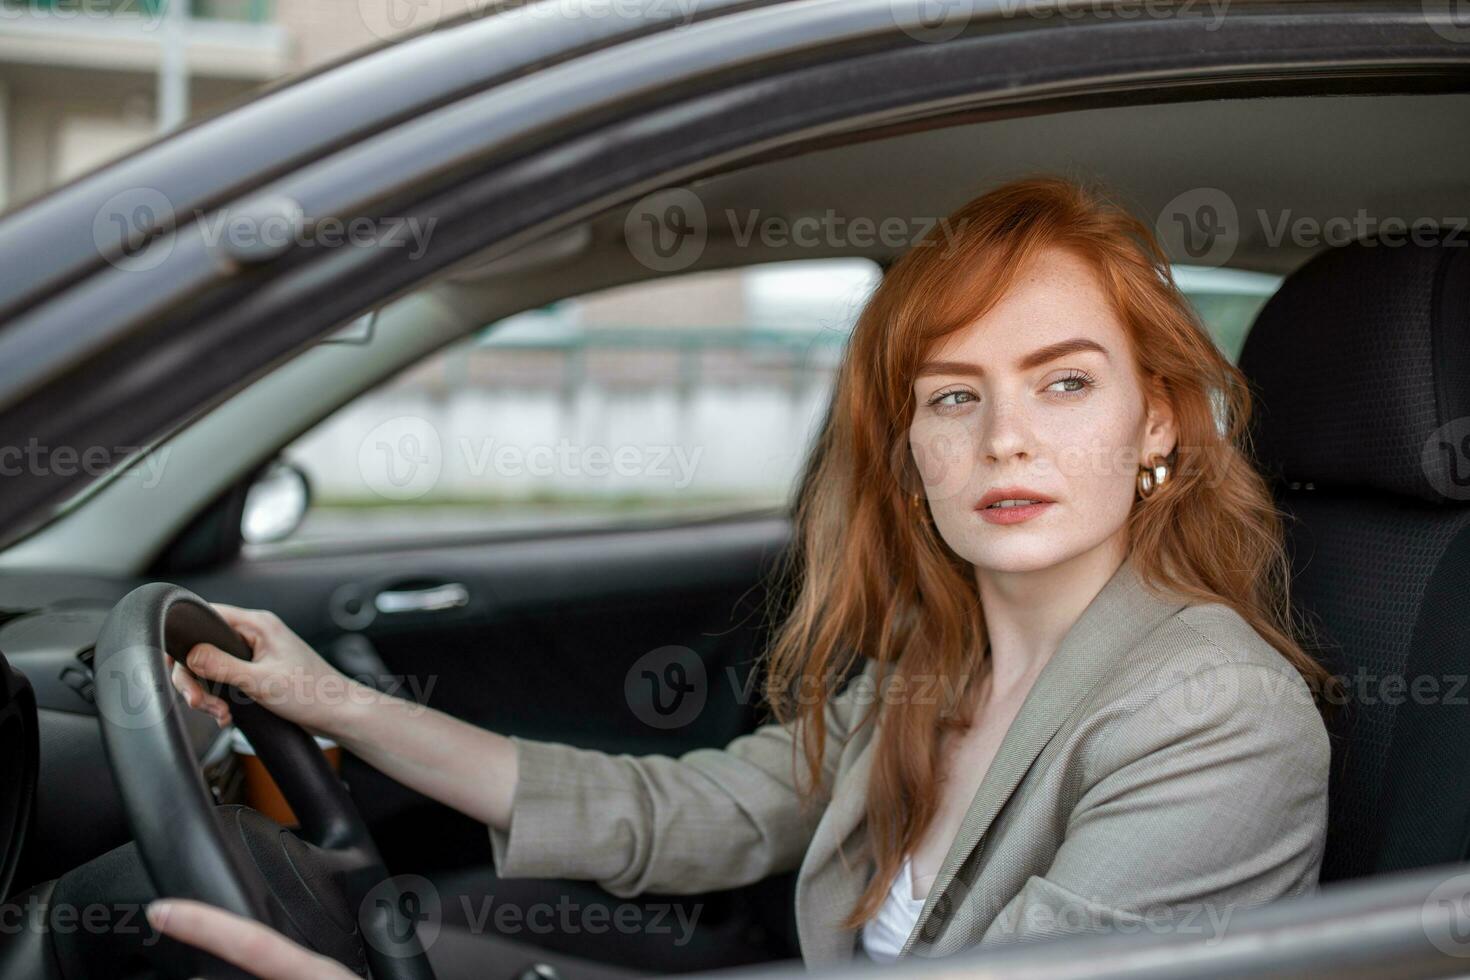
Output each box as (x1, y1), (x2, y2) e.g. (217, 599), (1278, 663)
(174, 514), (801, 970)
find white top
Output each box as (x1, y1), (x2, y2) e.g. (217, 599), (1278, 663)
(860, 856), (927, 963)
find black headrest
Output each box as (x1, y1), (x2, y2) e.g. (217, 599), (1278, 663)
(1238, 229), (1470, 504)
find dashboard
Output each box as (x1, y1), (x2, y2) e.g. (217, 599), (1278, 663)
(0, 572), (242, 891)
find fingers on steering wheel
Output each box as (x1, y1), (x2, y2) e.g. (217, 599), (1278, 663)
(185, 642), (257, 695)
(168, 649), (232, 724)
(210, 602), (274, 650)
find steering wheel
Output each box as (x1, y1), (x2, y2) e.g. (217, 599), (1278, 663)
(93, 582), (438, 980)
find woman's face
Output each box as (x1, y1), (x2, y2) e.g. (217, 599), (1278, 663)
(907, 246), (1176, 575)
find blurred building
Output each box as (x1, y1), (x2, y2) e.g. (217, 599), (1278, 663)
(0, 0), (473, 209)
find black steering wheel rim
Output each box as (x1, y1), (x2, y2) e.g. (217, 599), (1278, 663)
(93, 582), (437, 980)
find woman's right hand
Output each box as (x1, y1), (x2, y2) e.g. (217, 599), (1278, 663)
(169, 600), (520, 830)
(168, 603), (362, 737)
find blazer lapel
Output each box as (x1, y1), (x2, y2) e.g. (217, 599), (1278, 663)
(898, 552), (1189, 958)
(795, 720), (878, 965)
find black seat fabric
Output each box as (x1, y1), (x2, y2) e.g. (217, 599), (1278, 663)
(1238, 229), (1470, 883)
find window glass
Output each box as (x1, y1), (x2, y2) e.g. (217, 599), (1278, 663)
(261, 259), (881, 550)
(256, 260), (1277, 552)
(1173, 265), (1282, 360)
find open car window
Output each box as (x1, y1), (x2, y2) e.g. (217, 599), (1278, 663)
(250, 261), (1280, 554)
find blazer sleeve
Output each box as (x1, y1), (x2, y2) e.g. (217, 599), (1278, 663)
(487, 661), (877, 898)
(977, 659), (1330, 946)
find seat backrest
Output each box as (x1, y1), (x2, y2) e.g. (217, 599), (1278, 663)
(1238, 228), (1470, 883)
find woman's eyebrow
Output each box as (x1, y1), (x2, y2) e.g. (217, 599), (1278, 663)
(916, 337), (1111, 378)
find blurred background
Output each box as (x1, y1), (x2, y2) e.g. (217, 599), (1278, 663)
(0, 0), (430, 206)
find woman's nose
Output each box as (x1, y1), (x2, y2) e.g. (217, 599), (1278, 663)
(978, 396), (1034, 463)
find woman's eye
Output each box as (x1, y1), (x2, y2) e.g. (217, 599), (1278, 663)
(927, 390), (976, 409)
(1046, 372), (1096, 396)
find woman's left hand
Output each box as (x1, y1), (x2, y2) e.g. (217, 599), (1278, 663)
(147, 899), (359, 980)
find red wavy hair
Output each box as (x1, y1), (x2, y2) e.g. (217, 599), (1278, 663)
(760, 173), (1333, 928)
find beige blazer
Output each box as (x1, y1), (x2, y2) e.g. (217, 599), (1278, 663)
(488, 552), (1330, 968)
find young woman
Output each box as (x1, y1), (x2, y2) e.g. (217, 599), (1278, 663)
(154, 175), (1333, 978)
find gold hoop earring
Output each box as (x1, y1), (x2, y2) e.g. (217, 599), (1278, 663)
(1137, 454), (1172, 499)
(909, 492), (932, 523)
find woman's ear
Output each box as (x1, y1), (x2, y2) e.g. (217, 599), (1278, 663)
(1141, 373), (1178, 460)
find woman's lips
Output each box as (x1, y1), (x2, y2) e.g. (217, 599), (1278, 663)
(976, 501), (1053, 525)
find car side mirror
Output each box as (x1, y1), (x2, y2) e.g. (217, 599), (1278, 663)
(241, 459), (312, 545)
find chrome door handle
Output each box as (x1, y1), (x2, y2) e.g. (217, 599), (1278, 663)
(373, 583), (470, 614)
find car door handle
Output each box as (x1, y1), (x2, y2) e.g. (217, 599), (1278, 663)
(373, 582), (470, 615)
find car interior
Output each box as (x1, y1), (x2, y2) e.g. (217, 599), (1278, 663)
(0, 86), (1468, 979)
